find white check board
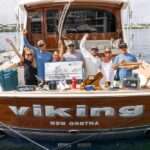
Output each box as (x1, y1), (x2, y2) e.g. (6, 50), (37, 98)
(45, 61), (83, 81)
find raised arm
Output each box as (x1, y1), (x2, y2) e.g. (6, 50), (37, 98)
(23, 29), (38, 53)
(80, 33), (90, 57)
(6, 38), (24, 62)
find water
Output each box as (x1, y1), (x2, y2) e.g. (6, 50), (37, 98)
(0, 134), (150, 150)
(0, 32), (18, 51)
(132, 29), (150, 63)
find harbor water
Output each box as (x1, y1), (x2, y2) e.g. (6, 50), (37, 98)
(0, 134), (150, 150)
(131, 29), (150, 63)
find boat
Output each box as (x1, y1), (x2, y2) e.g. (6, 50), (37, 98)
(0, 0), (150, 148)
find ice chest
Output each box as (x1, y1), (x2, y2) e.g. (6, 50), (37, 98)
(0, 69), (18, 91)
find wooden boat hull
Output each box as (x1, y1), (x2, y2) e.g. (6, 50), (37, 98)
(0, 90), (150, 141)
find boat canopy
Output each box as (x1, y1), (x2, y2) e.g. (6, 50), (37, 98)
(19, 0), (128, 9)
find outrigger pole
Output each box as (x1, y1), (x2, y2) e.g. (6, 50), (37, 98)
(127, 0), (133, 51)
(58, 0), (73, 47)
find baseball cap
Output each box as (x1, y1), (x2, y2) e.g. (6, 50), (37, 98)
(91, 46), (98, 51)
(37, 40), (45, 47)
(119, 43), (128, 49)
(66, 40), (75, 47)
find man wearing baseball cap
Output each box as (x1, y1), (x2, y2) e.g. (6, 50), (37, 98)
(113, 42), (138, 81)
(23, 30), (52, 79)
(63, 40), (85, 62)
(80, 33), (101, 78)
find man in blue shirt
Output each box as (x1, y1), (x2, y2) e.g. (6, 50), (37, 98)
(113, 43), (137, 81)
(23, 30), (52, 79)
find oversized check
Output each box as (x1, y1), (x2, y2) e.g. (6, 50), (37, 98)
(45, 61), (83, 81)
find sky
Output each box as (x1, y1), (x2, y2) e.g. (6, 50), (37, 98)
(0, 0), (150, 24)
(130, 0), (150, 24)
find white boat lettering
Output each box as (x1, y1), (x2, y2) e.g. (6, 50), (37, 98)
(33, 105), (42, 117)
(91, 107), (114, 117)
(49, 121), (99, 126)
(76, 105), (87, 117)
(69, 121), (99, 126)
(9, 106), (30, 116)
(45, 106), (71, 117)
(8, 105), (144, 117)
(50, 121), (66, 126)
(119, 105), (144, 117)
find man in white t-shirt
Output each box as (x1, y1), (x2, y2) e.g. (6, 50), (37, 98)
(80, 34), (101, 78)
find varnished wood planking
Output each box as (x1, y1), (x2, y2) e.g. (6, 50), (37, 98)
(0, 96), (149, 130)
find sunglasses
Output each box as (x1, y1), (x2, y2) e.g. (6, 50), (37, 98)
(121, 46), (127, 49)
(105, 51), (112, 54)
(68, 45), (75, 47)
(91, 49), (98, 51)
(26, 53), (33, 56)
(38, 44), (45, 47)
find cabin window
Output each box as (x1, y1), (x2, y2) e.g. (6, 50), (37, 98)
(46, 10), (58, 34)
(63, 9), (117, 33)
(30, 11), (42, 34)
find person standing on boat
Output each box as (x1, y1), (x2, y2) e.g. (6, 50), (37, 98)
(53, 40), (64, 62)
(80, 33), (101, 78)
(6, 38), (37, 85)
(23, 29), (52, 79)
(63, 40), (85, 63)
(62, 40), (85, 84)
(100, 47), (114, 84)
(53, 50), (62, 62)
(113, 43), (138, 81)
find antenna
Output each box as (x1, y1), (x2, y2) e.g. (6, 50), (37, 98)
(127, 0), (134, 51)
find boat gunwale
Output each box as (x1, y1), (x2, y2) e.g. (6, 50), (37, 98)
(1, 90), (150, 98)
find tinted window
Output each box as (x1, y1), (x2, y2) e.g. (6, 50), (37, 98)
(63, 9), (117, 33)
(46, 10), (58, 34)
(45, 9), (117, 34)
(31, 11), (42, 34)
